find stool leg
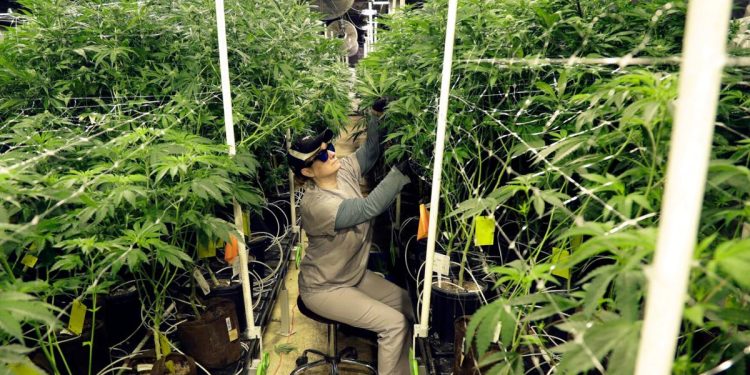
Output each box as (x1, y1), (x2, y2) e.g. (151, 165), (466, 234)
(332, 323), (338, 354)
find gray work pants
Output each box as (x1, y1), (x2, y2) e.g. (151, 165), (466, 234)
(301, 271), (414, 375)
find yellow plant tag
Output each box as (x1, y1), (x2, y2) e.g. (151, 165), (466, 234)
(159, 332), (171, 356)
(165, 360), (175, 373)
(68, 299), (87, 335)
(474, 216), (495, 246)
(229, 328), (239, 341)
(196, 235), (216, 259)
(242, 211), (251, 236)
(226, 317), (239, 341)
(551, 247), (571, 279)
(10, 361), (43, 375)
(21, 254), (38, 269)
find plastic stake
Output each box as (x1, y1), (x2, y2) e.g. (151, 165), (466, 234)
(415, 0), (458, 339)
(635, 1), (731, 374)
(214, 0), (259, 351)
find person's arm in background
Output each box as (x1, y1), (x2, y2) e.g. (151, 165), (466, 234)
(355, 113), (381, 175)
(334, 167), (409, 230)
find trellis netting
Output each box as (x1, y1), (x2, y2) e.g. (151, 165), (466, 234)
(358, 0), (750, 373)
(0, 0), (350, 373)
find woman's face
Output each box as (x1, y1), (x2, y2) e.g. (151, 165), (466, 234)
(301, 142), (340, 180)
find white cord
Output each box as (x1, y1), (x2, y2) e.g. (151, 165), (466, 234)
(168, 343), (211, 375)
(450, 260), (489, 305)
(96, 350), (144, 375)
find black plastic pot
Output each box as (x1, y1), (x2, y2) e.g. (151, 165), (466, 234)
(208, 278), (248, 332)
(177, 298), (242, 369)
(35, 319), (109, 375)
(127, 350), (157, 375)
(104, 282), (144, 352)
(431, 281), (485, 344)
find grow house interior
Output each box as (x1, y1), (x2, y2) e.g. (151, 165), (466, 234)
(2, 0), (750, 374)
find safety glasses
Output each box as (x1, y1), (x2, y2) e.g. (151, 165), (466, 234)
(304, 143), (336, 166)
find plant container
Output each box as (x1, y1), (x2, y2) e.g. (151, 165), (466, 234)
(104, 282), (144, 352)
(128, 350), (157, 375)
(151, 353), (197, 375)
(35, 319), (109, 375)
(431, 280), (485, 344)
(176, 298), (242, 368)
(208, 278), (248, 332)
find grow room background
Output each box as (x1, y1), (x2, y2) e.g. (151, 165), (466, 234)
(1, 0), (749, 374)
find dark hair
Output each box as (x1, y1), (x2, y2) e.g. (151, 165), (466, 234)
(293, 173), (311, 187)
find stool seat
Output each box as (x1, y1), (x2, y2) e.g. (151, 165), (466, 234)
(292, 295), (378, 374)
(297, 296), (338, 325)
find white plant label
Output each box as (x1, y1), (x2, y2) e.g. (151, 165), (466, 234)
(232, 258), (241, 278)
(192, 268), (211, 296)
(433, 253), (450, 276)
(136, 364), (154, 372)
(492, 322), (502, 343)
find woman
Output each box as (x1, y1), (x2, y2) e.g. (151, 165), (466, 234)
(286, 101), (414, 375)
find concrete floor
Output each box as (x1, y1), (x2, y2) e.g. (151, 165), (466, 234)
(262, 117), (379, 375)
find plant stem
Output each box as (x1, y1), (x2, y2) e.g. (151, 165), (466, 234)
(88, 291), (98, 375)
(0, 256), (16, 282)
(457, 219), (476, 288)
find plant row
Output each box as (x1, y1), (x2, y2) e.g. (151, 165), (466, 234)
(358, 0), (750, 373)
(0, 0), (350, 373)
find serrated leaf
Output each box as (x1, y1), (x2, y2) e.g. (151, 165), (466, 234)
(466, 302), (498, 356)
(583, 273), (615, 316)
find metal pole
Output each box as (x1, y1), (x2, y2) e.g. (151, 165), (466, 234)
(635, 1), (731, 374)
(215, 0), (260, 346)
(415, 0), (458, 338)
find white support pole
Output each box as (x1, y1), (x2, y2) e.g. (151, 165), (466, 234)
(635, 1), (731, 374)
(215, 0), (260, 346)
(368, 2), (375, 55)
(415, 0), (458, 338)
(287, 129), (299, 238)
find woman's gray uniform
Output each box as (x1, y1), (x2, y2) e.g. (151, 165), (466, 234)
(299, 116), (414, 375)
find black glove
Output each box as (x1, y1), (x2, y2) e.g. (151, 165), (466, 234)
(372, 96), (396, 113)
(395, 158), (411, 175)
(395, 157), (422, 179)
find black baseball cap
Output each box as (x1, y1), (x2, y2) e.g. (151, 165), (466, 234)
(286, 129), (335, 176)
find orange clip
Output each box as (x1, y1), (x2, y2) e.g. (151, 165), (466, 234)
(224, 235), (239, 263)
(417, 204), (430, 241)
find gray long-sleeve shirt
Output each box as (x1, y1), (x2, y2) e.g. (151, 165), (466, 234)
(335, 115), (405, 230)
(298, 115), (410, 293)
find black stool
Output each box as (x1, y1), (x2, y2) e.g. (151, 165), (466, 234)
(291, 296), (378, 374)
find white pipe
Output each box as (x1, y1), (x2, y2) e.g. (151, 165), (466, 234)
(288, 129), (299, 238)
(214, 0), (259, 342)
(368, 2), (374, 56)
(635, 1), (731, 374)
(415, 0), (458, 338)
